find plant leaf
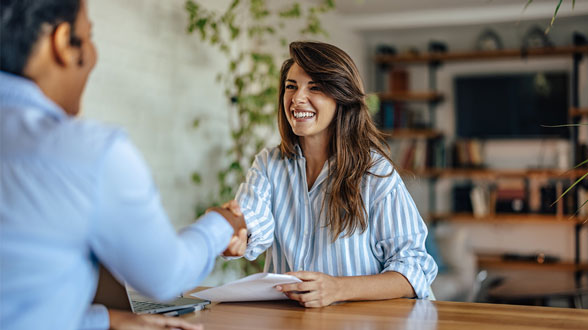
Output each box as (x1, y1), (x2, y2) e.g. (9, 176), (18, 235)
(545, 0), (563, 34)
(524, 0), (534, 11)
(574, 159), (588, 169)
(551, 171), (588, 207)
(191, 172), (202, 184)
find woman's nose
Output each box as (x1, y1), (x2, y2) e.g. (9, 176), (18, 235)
(293, 88), (308, 104)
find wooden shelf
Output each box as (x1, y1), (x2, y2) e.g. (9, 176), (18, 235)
(429, 212), (586, 225)
(570, 107), (588, 117)
(382, 128), (442, 139)
(374, 45), (588, 64)
(378, 91), (443, 102)
(418, 168), (588, 179)
(477, 254), (588, 272)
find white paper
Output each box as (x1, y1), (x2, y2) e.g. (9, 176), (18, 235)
(191, 272), (302, 302)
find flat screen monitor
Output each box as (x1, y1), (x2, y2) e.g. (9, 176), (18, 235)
(454, 72), (570, 139)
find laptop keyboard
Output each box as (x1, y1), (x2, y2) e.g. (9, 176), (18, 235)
(131, 300), (174, 313)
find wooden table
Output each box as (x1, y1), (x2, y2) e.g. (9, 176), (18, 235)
(485, 270), (588, 308)
(181, 292), (588, 330)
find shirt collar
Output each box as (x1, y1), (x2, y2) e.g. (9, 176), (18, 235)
(294, 143), (332, 192)
(0, 71), (67, 120)
(293, 144), (304, 158)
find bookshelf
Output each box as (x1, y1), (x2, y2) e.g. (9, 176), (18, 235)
(418, 168), (588, 179)
(381, 128), (442, 139)
(378, 91), (443, 102)
(478, 254), (588, 272)
(375, 45), (588, 64)
(429, 213), (585, 225)
(374, 44), (588, 275)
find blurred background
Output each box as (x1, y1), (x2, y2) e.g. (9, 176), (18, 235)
(81, 0), (588, 308)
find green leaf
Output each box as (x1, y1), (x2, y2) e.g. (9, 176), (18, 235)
(574, 159), (588, 169)
(196, 18), (208, 39)
(524, 0), (534, 11)
(279, 3), (301, 18)
(230, 25), (240, 39)
(229, 161), (242, 171)
(192, 118), (200, 128)
(191, 172), (202, 184)
(545, 0), (563, 34)
(551, 171), (588, 206)
(229, 0), (240, 11)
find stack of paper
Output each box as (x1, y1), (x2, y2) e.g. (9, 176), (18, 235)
(191, 273), (301, 302)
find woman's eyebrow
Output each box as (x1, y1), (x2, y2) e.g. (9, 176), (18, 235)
(286, 79), (317, 84)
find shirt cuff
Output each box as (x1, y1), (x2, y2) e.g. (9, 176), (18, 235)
(382, 262), (432, 299)
(78, 304), (109, 330)
(191, 211), (234, 256)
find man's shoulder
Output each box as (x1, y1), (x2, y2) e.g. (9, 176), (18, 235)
(45, 118), (127, 165)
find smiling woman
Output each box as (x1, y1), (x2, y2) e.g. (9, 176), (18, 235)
(227, 41), (438, 308)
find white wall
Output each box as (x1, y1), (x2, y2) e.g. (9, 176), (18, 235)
(83, 0), (233, 229)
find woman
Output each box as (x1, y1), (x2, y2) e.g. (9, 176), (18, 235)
(233, 41), (437, 307)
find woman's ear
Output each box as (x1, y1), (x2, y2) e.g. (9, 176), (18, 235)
(51, 22), (78, 67)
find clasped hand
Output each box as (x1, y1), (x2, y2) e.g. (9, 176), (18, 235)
(275, 271), (342, 308)
(206, 200), (247, 257)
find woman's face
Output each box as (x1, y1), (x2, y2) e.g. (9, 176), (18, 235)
(283, 63), (337, 142)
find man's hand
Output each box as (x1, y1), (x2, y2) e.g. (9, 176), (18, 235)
(207, 200), (247, 257)
(108, 309), (202, 330)
(222, 227), (247, 256)
(275, 271), (343, 308)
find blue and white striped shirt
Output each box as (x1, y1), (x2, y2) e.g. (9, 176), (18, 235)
(236, 145), (438, 299)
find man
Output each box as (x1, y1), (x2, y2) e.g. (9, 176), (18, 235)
(0, 0), (246, 329)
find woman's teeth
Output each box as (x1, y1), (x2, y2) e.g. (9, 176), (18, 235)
(293, 111), (315, 119)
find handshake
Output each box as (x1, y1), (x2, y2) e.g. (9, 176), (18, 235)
(207, 200), (247, 257)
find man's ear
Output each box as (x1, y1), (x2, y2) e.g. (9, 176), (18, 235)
(51, 22), (78, 68)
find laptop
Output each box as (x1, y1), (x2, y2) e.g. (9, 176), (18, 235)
(93, 265), (210, 314)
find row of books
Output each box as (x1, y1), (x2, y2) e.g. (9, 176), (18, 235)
(389, 139), (446, 171)
(452, 139), (483, 168)
(379, 102), (428, 130)
(453, 179), (587, 216)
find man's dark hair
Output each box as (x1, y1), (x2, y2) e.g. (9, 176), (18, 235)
(0, 0), (81, 76)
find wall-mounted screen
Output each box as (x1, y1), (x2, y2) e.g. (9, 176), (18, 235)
(455, 72), (569, 139)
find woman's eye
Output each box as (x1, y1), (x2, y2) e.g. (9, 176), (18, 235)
(285, 85), (296, 90)
(310, 86), (321, 91)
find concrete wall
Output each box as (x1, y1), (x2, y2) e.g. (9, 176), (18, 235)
(84, 0), (234, 229)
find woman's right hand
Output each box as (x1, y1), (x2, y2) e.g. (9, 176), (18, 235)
(108, 309), (202, 330)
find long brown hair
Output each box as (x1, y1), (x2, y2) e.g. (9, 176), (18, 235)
(278, 41), (395, 240)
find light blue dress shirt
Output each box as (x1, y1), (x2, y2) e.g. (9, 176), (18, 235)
(0, 71), (233, 330)
(236, 146), (438, 299)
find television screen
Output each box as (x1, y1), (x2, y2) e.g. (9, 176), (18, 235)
(455, 72), (569, 139)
